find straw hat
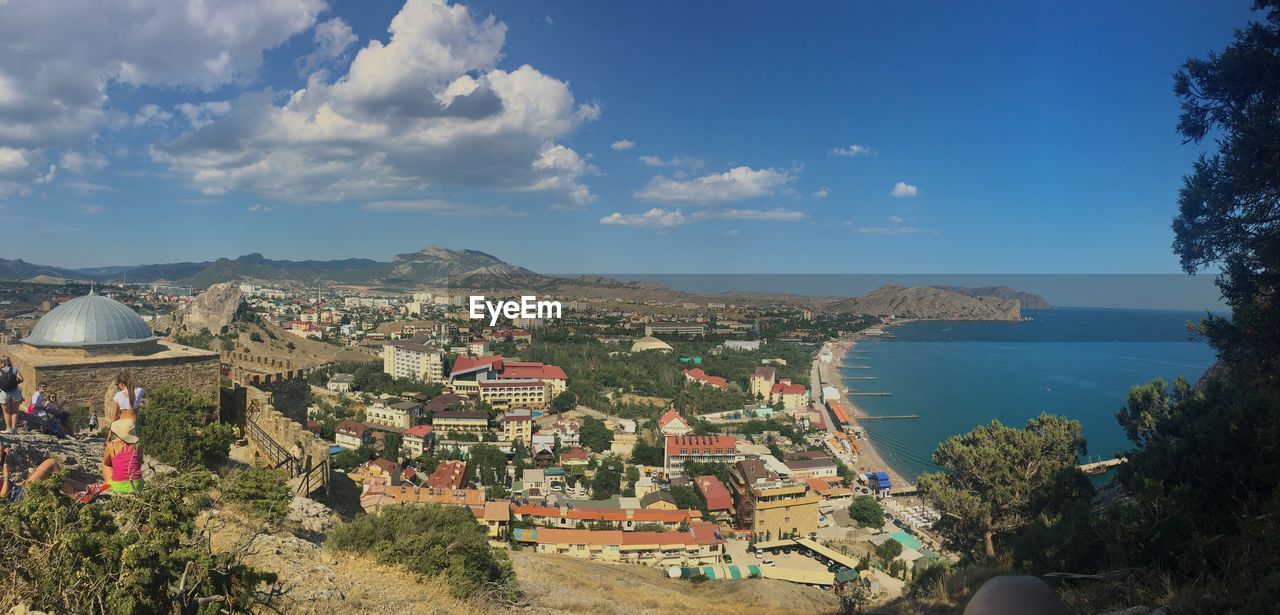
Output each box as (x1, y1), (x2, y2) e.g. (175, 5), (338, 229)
(110, 419), (139, 444)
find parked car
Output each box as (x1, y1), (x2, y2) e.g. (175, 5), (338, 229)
(723, 554), (733, 564)
(762, 559), (776, 566)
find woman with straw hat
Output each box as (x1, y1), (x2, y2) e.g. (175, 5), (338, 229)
(102, 419), (143, 494)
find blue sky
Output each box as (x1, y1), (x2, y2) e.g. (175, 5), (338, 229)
(0, 0), (1255, 274)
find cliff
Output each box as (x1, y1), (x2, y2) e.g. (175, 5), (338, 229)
(827, 285), (1023, 320)
(931, 285), (1051, 309)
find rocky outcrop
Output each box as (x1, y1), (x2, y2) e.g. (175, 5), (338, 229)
(932, 285), (1051, 309)
(828, 285), (1023, 320)
(152, 282), (246, 335)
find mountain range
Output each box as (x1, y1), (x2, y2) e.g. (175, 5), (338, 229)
(827, 284), (1028, 320)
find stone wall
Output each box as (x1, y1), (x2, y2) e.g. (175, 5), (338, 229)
(243, 384), (330, 496)
(7, 351), (220, 420)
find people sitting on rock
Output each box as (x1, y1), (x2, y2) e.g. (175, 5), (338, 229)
(0, 445), (109, 504)
(44, 393), (71, 434)
(109, 372), (145, 424)
(20, 383), (70, 438)
(103, 419), (143, 494)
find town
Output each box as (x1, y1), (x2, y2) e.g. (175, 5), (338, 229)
(0, 276), (946, 607)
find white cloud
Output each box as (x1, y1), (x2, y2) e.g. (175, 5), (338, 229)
(298, 17), (358, 75)
(638, 155), (704, 170)
(34, 164), (57, 185)
(704, 208), (807, 221)
(544, 15), (554, 26)
(890, 181), (919, 197)
(0, 147), (30, 175)
(248, 204), (273, 213)
(636, 166), (793, 204)
(610, 139), (635, 151)
(363, 199), (520, 216)
(810, 187), (829, 199)
(80, 204), (105, 214)
(174, 101), (233, 129)
(154, 0), (600, 205)
(858, 225), (937, 235)
(0, 0), (325, 197)
(600, 208), (688, 228)
(60, 151), (108, 173)
(887, 215), (905, 223)
(131, 104), (174, 127)
(831, 144), (873, 157)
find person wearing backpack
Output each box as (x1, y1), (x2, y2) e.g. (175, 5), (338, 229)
(0, 357), (23, 434)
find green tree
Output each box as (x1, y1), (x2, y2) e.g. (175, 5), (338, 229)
(591, 459), (622, 500)
(466, 443), (508, 488)
(630, 438), (664, 466)
(682, 461), (731, 486)
(917, 413), (1091, 561)
(669, 484), (707, 516)
(623, 464), (640, 496)
(551, 390), (577, 413)
(142, 384), (237, 470)
(579, 416), (614, 453)
(875, 538), (903, 566)
(328, 504), (515, 599)
(847, 495), (885, 528)
(382, 432), (403, 460)
(221, 467), (292, 523)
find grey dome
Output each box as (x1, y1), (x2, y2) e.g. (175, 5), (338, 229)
(23, 293), (157, 348)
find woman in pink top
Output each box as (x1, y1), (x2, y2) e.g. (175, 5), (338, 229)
(102, 419), (143, 494)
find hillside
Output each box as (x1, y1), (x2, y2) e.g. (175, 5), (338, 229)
(827, 284), (1023, 320)
(0, 258), (89, 283)
(932, 285), (1051, 309)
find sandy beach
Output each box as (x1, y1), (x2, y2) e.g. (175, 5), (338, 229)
(818, 332), (913, 489)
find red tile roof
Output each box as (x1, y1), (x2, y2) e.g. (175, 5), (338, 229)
(404, 425), (434, 438)
(683, 368), (728, 390)
(336, 420), (371, 437)
(657, 408), (686, 429)
(501, 362), (568, 381)
(772, 382), (807, 395)
(665, 434), (737, 457)
(451, 355), (504, 376)
(426, 460), (467, 490)
(694, 475), (733, 511)
(560, 447), (589, 463)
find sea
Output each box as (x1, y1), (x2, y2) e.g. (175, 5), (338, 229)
(844, 307), (1219, 481)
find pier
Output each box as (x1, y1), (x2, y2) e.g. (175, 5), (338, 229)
(856, 414), (919, 420)
(839, 365), (872, 369)
(1078, 457), (1128, 474)
(846, 391), (891, 396)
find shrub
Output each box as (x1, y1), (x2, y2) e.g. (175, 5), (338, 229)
(328, 504), (516, 600)
(0, 470), (277, 613)
(221, 467), (292, 523)
(142, 384), (237, 470)
(848, 495), (885, 528)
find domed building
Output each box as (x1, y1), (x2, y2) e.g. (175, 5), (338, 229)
(630, 336), (674, 353)
(5, 292), (220, 420)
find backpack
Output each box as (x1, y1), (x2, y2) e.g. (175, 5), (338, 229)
(0, 368), (17, 392)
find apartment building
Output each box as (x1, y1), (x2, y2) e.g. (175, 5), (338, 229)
(382, 340), (445, 382)
(663, 434), (739, 479)
(728, 459), (820, 540)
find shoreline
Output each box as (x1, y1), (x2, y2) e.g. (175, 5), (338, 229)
(820, 327), (914, 489)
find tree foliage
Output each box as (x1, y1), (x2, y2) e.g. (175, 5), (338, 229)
(847, 495), (884, 528)
(579, 416), (613, 453)
(466, 443), (508, 488)
(142, 384), (237, 470)
(918, 413), (1091, 561)
(328, 504), (515, 600)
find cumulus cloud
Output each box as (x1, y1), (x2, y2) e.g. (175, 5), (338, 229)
(131, 104), (174, 127)
(890, 181), (919, 197)
(831, 144), (873, 157)
(810, 187), (829, 199)
(60, 151), (108, 173)
(174, 101), (233, 129)
(153, 0), (600, 205)
(0, 0), (324, 198)
(298, 17), (358, 75)
(80, 204), (105, 214)
(600, 206), (807, 229)
(637, 155), (704, 170)
(363, 198), (520, 216)
(610, 139), (635, 151)
(858, 225), (937, 235)
(636, 166), (794, 204)
(248, 204), (273, 213)
(600, 208), (688, 228)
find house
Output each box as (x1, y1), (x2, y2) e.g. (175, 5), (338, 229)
(426, 460), (467, 490)
(657, 408), (693, 437)
(360, 483), (484, 512)
(335, 420), (374, 451)
(382, 340), (445, 382)
(639, 490), (678, 510)
(501, 408), (534, 446)
(633, 475), (657, 500)
(466, 338), (489, 357)
(365, 458), (402, 486)
(483, 501), (511, 540)
(326, 373), (355, 393)
(783, 455), (838, 479)
(403, 425), (436, 457)
(522, 468), (565, 497)
(644, 322), (705, 337)
(728, 459), (820, 541)
(532, 434), (556, 468)
(510, 503), (702, 531)
(488, 329), (532, 344)
(664, 434), (739, 479)
(559, 447), (589, 470)
(366, 400), (421, 430)
(549, 420), (580, 448)
(422, 394), (467, 420)
(527, 522), (723, 564)
(694, 475), (734, 521)
(682, 368), (728, 391)
(749, 366), (776, 400)
(770, 379), (809, 409)
(433, 411), (489, 435)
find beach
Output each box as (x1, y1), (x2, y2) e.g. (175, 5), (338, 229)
(815, 331), (913, 489)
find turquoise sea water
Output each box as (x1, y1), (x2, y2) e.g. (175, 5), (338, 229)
(844, 308), (1218, 481)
